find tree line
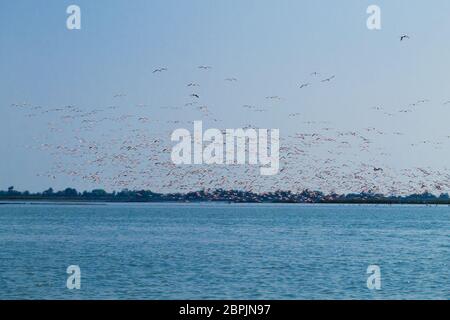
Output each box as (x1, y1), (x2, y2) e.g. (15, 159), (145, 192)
(1, 186), (450, 204)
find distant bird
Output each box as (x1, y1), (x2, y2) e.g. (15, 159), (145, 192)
(321, 75), (335, 83)
(153, 67), (167, 73)
(190, 94), (200, 99)
(187, 83), (200, 87)
(374, 168), (383, 172)
(400, 34), (410, 41)
(198, 66), (212, 70)
(253, 108), (266, 112)
(299, 83), (310, 89)
(265, 96), (281, 100)
(310, 72), (320, 76)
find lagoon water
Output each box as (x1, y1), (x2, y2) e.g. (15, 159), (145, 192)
(0, 203), (448, 299)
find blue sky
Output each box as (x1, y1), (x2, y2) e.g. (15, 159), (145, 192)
(2, 0), (450, 192)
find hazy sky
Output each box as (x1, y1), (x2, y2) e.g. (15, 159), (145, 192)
(2, 0), (450, 192)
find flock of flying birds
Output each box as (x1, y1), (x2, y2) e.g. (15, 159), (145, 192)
(9, 33), (450, 196)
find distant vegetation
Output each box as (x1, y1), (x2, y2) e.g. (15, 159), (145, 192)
(1, 186), (450, 204)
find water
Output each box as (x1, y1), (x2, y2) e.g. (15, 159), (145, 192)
(0, 203), (448, 300)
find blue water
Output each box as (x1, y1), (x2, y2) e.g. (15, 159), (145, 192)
(0, 203), (448, 299)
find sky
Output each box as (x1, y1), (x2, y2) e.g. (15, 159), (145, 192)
(2, 0), (450, 193)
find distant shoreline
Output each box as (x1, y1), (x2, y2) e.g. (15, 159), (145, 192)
(1, 199), (449, 206)
(0, 201), (107, 206)
(2, 187), (450, 205)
